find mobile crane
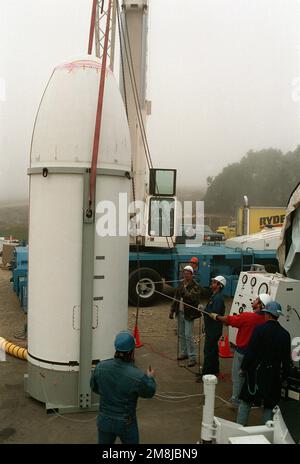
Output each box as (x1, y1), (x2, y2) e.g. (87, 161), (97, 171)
(93, 0), (279, 306)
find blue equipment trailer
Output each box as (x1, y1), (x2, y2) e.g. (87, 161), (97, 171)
(11, 246), (28, 312)
(128, 243), (278, 306)
(11, 244), (278, 308)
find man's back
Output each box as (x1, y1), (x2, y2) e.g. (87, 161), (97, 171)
(242, 320), (291, 378)
(91, 358), (156, 418)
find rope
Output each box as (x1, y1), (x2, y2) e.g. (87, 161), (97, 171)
(136, 278), (184, 285)
(150, 288), (210, 316)
(89, 0), (112, 208)
(155, 392), (204, 400)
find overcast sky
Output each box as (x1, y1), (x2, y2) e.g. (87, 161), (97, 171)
(0, 0), (300, 204)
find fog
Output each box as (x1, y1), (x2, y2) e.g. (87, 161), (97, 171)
(0, 0), (299, 204)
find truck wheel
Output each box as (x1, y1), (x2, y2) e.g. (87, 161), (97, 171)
(128, 268), (163, 307)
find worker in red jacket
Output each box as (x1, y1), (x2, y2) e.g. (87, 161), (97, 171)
(209, 293), (272, 408)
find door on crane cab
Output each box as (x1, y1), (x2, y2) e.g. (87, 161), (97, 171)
(144, 169), (177, 248)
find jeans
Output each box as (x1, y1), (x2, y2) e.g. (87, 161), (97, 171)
(230, 350), (245, 406)
(97, 416), (139, 444)
(236, 401), (273, 426)
(177, 311), (196, 361)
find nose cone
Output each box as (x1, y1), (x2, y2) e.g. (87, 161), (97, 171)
(31, 56), (131, 171)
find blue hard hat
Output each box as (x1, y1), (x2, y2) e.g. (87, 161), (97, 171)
(262, 301), (283, 317)
(114, 331), (135, 352)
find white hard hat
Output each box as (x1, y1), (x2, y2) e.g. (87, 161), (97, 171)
(213, 275), (226, 287)
(258, 293), (272, 308)
(183, 265), (194, 274)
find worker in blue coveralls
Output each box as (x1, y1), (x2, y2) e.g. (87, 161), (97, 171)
(90, 331), (156, 444)
(197, 275), (226, 381)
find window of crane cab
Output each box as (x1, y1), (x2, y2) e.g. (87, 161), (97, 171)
(149, 198), (175, 237)
(149, 169), (177, 196)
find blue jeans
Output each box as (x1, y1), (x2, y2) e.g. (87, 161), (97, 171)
(236, 401), (273, 426)
(177, 311), (196, 361)
(97, 416), (139, 444)
(230, 350), (245, 406)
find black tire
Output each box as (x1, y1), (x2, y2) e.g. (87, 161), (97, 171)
(128, 267), (163, 307)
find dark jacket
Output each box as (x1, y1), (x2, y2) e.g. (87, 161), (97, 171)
(204, 291), (225, 337)
(239, 320), (291, 409)
(170, 279), (202, 321)
(91, 358), (156, 422)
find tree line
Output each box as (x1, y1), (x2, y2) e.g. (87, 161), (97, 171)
(204, 147), (300, 215)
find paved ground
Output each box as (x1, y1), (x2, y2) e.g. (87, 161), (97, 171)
(0, 267), (261, 444)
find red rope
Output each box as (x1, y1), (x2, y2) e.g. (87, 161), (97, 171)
(89, 0), (112, 206)
(88, 0), (98, 55)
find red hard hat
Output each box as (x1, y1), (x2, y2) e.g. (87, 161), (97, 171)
(190, 257), (199, 263)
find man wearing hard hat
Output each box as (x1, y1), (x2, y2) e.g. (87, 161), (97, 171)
(237, 301), (291, 426)
(209, 293), (272, 408)
(90, 331), (156, 444)
(169, 265), (202, 367)
(200, 276), (226, 379)
(190, 257), (201, 285)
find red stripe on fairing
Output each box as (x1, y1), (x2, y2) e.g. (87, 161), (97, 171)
(55, 61), (113, 73)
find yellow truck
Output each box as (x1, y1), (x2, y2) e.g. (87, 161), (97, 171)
(216, 206), (286, 238)
(216, 224), (236, 239)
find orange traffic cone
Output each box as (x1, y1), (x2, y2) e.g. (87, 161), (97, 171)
(218, 335), (233, 358)
(133, 323), (143, 348)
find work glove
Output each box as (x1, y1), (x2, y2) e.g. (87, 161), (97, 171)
(209, 312), (218, 320)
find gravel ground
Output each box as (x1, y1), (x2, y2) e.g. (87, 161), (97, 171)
(0, 266), (263, 444)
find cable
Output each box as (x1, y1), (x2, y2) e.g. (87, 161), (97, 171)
(152, 392), (204, 404)
(151, 288), (210, 316)
(116, 1), (152, 170)
(142, 342), (176, 362)
(116, 1), (128, 118)
(215, 396), (232, 406)
(291, 308), (300, 322)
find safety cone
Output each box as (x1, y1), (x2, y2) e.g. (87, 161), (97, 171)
(218, 335), (233, 358)
(133, 323), (143, 348)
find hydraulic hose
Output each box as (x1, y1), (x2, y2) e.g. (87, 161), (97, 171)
(0, 336), (28, 361)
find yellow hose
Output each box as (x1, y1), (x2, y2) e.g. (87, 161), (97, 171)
(0, 336), (28, 360)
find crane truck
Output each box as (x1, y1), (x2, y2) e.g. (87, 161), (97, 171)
(109, 0), (279, 306)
